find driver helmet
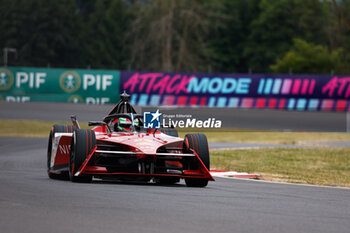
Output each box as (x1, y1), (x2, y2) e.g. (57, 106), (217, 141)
(116, 117), (132, 131)
(134, 118), (140, 128)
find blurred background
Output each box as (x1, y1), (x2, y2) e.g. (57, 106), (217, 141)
(1, 0), (350, 75)
(1, 3), (350, 232)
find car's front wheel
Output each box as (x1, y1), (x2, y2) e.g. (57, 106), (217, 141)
(69, 129), (95, 183)
(184, 133), (210, 187)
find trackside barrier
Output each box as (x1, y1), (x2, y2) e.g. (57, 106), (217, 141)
(1, 67), (349, 111)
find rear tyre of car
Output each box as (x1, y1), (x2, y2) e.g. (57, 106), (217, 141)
(160, 128), (179, 137)
(69, 129), (95, 183)
(47, 124), (76, 180)
(184, 133), (210, 187)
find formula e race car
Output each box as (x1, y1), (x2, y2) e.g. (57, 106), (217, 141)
(47, 92), (214, 187)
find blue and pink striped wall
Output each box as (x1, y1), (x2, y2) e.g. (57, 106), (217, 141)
(121, 71), (350, 112)
(129, 94), (348, 112)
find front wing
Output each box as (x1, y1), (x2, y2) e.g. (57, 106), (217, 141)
(76, 147), (214, 181)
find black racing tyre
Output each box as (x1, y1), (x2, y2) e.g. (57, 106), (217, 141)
(69, 129), (95, 183)
(47, 124), (76, 180)
(160, 128), (179, 137)
(184, 133), (210, 187)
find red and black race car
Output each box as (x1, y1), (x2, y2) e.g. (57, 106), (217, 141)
(47, 92), (214, 187)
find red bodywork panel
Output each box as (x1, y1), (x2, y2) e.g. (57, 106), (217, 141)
(94, 129), (181, 154)
(51, 134), (72, 166)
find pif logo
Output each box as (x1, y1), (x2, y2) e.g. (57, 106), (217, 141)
(143, 109), (162, 129)
(59, 71), (81, 93)
(67, 95), (84, 103)
(0, 68), (14, 90)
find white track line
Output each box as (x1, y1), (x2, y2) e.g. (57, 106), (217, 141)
(210, 170), (350, 190)
(214, 176), (350, 190)
(210, 171), (261, 179)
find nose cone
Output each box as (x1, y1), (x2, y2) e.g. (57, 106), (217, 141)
(101, 132), (182, 155)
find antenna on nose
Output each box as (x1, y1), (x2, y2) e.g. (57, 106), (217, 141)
(120, 90), (130, 102)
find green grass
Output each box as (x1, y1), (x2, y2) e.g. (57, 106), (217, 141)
(0, 120), (89, 138)
(211, 148), (350, 187)
(179, 131), (350, 145)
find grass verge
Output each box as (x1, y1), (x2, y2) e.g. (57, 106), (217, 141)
(178, 131), (350, 144)
(0, 120), (89, 138)
(211, 148), (350, 187)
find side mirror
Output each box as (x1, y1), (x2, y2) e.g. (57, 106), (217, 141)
(88, 121), (107, 127)
(88, 121), (112, 134)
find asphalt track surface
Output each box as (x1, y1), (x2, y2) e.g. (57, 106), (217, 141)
(0, 137), (350, 233)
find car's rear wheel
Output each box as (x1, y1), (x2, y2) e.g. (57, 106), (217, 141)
(47, 124), (75, 180)
(160, 128), (178, 137)
(184, 133), (210, 187)
(69, 129), (95, 183)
